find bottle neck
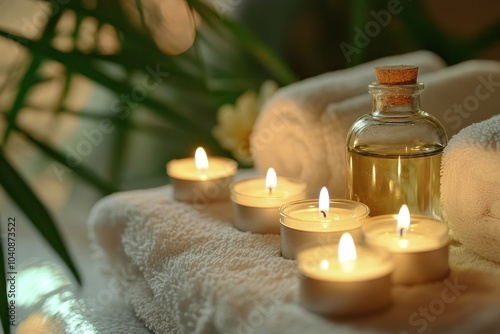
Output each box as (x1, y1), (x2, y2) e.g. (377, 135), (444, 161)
(369, 83), (423, 117)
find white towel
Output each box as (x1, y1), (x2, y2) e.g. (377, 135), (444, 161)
(251, 53), (500, 198)
(441, 114), (500, 263)
(88, 185), (500, 334)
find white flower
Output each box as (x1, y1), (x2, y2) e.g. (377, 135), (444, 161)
(212, 80), (278, 165)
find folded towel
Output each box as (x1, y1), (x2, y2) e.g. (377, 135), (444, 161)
(251, 53), (500, 198)
(441, 115), (500, 263)
(88, 185), (500, 334)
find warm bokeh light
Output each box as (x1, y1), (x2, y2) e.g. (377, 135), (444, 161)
(153, 0), (197, 55)
(320, 259), (329, 270)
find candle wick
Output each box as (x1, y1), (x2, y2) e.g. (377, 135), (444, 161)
(399, 227), (404, 238)
(268, 187), (272, 195)
(320, 210), (327, 218)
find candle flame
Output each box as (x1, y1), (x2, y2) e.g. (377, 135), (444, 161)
(397, 204), (410, 237)
(320, 259), (329, 270)
(265, 168), (277, 193)
(319, 187), (329, 217)
(338, 233), (357, 272)
(195, 147), (209, 171)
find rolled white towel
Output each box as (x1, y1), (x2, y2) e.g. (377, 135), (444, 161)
(252, 56), (500, 198)
(441, 114), (500, 263)
(250, 50), (445, 197)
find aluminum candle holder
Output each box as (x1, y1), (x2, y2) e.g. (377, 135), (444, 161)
(231, 175), (307, 234)
(279, 199), (369, 259)
(297, 235), (394, 316)
(167, 150), (237, 204)
(362, 213), (450, 284)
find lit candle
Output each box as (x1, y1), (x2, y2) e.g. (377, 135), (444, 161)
(279, 187), (369, 259)
(230, 168), (307, 234)
(298, 233), (393, 316)
(166, 147), (237, 204)
(362, 205), (450, 284)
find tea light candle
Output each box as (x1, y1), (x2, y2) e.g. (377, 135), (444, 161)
(362, 205), (450, 284)
(166, 147), (237, 203)
(279, 187), (369, 259)
(298, 233), (393, 316)
(230, 168), (307, 234)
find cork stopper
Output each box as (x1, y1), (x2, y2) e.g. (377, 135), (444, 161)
(374, 65), (418, 85)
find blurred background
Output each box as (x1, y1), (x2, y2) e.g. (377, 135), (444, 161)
(0, 0), (498, 332)
(240, 0), (500, 76)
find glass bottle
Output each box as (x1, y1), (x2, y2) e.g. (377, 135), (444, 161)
(346, 66), (447, 219)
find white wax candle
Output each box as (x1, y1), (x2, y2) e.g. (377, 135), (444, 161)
(283, 207), (357, 231)
(362, 212), (450, 284)
(166, 147), (237, 203)
(279, 190), (369, 259)
(370, 231), (442, 252)
(363, 215), (449, 253)
(298, 247), (394, 282)
(231, 176), (307, 208)
(297, 233), (393, 315)
(167, 156), (236, 180)
(280, 201), (368, 232)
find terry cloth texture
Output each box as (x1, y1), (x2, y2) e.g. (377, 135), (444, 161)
(89, 185), (500, 334)
(442, 114), (500, 263)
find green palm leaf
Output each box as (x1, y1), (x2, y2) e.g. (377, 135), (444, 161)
(0, 150), (81, 285)
(0, 30), (226, 155)
(13, 124), (116, 195)
(190, 0), (298, 85)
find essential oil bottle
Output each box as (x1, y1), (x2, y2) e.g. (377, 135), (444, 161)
(346, 65), (447, 219)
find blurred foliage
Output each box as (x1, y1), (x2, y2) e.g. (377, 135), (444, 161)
(0, 1), (296, 332)
(238, 0), (500, 78)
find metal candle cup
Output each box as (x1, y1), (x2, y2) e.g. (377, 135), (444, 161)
(166, 155), (237, 203)
(362, 214), (450, 284)
(230, 176), (307, 234)
(279, 199), (369, 259)
(297, 239), (394, 316)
